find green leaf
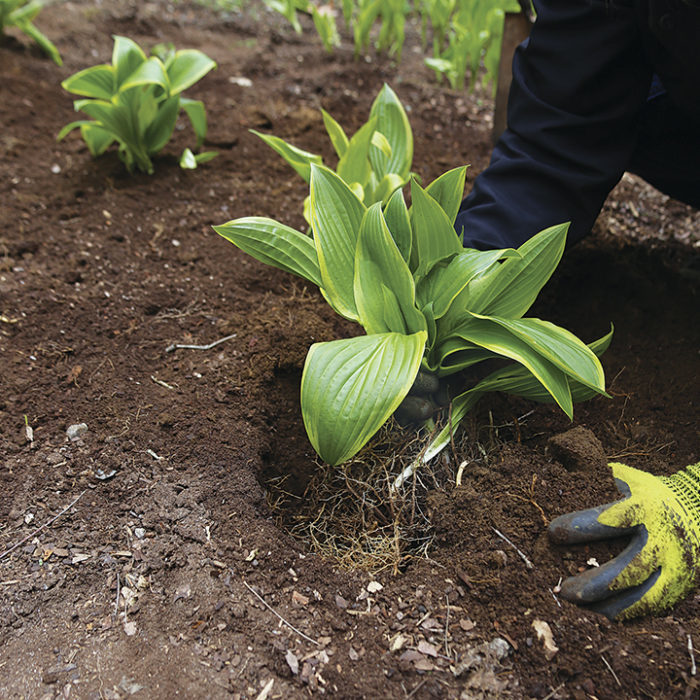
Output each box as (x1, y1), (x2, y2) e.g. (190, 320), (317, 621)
(368, 84), (412, 179)
(466, 223), (568, 318)
(354, 0), (381, 53)
(370, 130), (392, 159)
(383, 187), (412, 263)
(321, 108), (349, 159)
(214, 217), (322, 287)
(18, 19), (62, 65)
(136, 92), (160, 136)
(337, 117), (376, 190)
(144, 94), (180, 154)
(309, 164), (366, 321)
(424, 166), (467, 226)
(180, 97), (208, 149)
(7, 0), (41, 23)
(57, 119), (94, 141)
(354, 203), (426, 335)
(445, 315), (574, 417)
(416, 248), (513, 320)
(194, 150), (218, 164)
(473, 314), (607, 394)
(112, 35), (147, 88)
(166, 49), (216, 95)
(179, 148), (197, 169)
(301, 331), (427, 465)
(421, 389), (484, 463)
(310, 4), (340, 52)
(74, 99), (134, 145)
(119, 56), (171, 94)
(410, 177), (463, 279)
(81, 124), (115, 156)
(372, 173), (405, 205)
(61, 64), (115, 99)
(454, 326), (614, 406)
(252, 130), (323, 183)
(434, 343), (495, 374)
(57, 120), (116, 156)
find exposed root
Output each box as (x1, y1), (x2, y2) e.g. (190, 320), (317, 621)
(266, 413), (494, 575)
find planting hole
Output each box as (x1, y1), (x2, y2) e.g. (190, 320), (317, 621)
(260, 369), (496, 574)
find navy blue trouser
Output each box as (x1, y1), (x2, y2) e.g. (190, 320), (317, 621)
(454, 0), (700, 250)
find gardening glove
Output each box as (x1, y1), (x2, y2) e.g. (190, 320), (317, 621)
(395, 369), (441, 424)
(548, 461), (700, 621)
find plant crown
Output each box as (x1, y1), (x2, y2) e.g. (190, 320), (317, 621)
(0, 0), (62, 65)
(58, 36), (217, 174)
(252, 84), (412, 221)
(215, 164), (610, 466)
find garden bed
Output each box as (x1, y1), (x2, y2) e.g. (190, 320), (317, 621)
(1, 1), (699, 697)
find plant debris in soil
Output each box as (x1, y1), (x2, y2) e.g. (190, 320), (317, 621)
(1, 1), (699, 698)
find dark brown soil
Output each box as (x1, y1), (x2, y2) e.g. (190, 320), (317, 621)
(1, 2), (699, 698)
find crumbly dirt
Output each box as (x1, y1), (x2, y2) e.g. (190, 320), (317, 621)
(1, 2), (699, 698)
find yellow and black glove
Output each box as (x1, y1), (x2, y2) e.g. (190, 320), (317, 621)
(549, 462), (700, 620)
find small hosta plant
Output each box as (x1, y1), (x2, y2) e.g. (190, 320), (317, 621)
(424, 0), (519, 91)
(58, 36), (217, 174)
(0, 0), (62, 65)
(215, 165), (610, 466)
(252, 83), (412, 220)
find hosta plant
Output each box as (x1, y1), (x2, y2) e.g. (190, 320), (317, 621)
(0, 0), (61, 65)
(423, 0), (520, 91)
(252, 84), (412, 220)
(58, 36), (217, 174)
(215, 164), (610, 466)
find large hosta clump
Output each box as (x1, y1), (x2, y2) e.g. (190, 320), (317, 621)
(215, 165), (610, 465)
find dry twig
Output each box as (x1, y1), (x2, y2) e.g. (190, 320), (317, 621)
(242, 579), (319, 646)
(0, 491), (87, 561)
(165, 332), (237, 353)
(601, 654), (621, 687)
(688, 634), (697, 676)
(491, 527), (534, 570)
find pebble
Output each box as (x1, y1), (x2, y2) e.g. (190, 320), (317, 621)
(489, 637), (511, 660)
(134, 528), (146, 540)
(66, 423), (88, 441)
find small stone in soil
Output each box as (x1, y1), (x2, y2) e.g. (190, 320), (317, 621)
(66, 423), (88, 441)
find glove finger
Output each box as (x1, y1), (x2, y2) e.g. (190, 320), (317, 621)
(587, 569), (661, 621)
(549, 502), (637, 545)
(558, 527), (647, 604)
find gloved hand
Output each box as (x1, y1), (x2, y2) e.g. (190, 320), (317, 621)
(394, 368), (441, 424)
(548, 461), (700, 620)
